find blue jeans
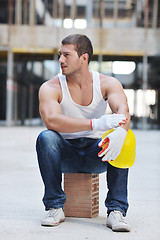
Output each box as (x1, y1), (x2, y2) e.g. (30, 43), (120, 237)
(36, 130), (129, 216)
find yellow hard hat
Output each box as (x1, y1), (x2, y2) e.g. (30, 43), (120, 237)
(101, 129), (136, 169)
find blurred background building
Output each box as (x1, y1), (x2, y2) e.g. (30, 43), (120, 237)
(0, 0), (160, 129)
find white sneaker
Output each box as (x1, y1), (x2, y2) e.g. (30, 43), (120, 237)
(41, 208), (65, 227)
(107, 210), (131, 232)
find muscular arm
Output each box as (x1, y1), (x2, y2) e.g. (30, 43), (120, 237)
(39, 77), (90, 132)
(102, 75), (130, 131)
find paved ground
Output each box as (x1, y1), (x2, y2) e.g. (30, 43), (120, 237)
(0, 127), (160, 240)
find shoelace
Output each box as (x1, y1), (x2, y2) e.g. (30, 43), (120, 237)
(47, 208), (58, 218)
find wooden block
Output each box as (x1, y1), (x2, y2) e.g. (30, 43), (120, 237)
(64, 173), (99, 218)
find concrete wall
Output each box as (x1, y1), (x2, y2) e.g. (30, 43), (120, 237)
(0, 24), (160, 56)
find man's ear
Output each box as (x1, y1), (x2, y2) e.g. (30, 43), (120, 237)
(81, 53), (89, 64)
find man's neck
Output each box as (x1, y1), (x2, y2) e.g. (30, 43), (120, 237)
(66, 69), (92, 87)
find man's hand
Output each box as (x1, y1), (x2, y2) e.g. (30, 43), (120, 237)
(98, 127), (127, 162)
(91, 114), (127, 131)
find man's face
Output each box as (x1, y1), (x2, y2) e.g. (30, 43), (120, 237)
(59, 44), (82, 75)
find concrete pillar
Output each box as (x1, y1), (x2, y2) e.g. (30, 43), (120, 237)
(29, 0), (36, 25)
(21, 85), (27, 126)
(53, 52), (59, 74)
(142, 56), (148, 90)
(157, 89), (160, 125)
(6, 50), (14, 126)
(142, 55), (148, 129)
(59, 0), (64, 26)
(94, 0), (99, 20)
(113, 0), (118, 27)
(70, 0), (76, 21)
(86, 0), (93, 27)
(152, 0), (158, 28)
(98, 54), (103, 73)
(144, 0), (149, 29)
(8, 0), (14, 24)
(28, 62), (34, 125)
(52, 0), (58, 18)
(133, 89), (138, 129)
(15, 0), (22, 24)
(13, 64), (18, 125)
(29, 84), (33, 125)
(135, 0), (141, 26)
(24, 0), (28, 24)
(99, 0), (105, 28)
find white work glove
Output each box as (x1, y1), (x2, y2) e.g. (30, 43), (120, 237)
(91, 114), (127, 131)
(98, 127), (127, 162)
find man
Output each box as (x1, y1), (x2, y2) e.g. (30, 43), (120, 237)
(36, 34), (131, 232)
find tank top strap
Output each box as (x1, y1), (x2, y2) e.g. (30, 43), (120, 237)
(91, 70), (103, 101)
(58, 73), (69, 102)
(58, 73), (66, 91)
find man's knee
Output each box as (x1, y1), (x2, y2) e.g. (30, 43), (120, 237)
(36, 130), (62, 149)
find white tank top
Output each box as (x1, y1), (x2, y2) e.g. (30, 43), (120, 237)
(58, 71), (108, 139)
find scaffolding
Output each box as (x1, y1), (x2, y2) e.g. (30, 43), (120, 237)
(0, 0), (160, 128)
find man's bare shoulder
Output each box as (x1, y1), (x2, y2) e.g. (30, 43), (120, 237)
(100, 73), (121, 86)
(40, 75), (60, 91)
(39, 75), (62, 101)
(99, 73), (123, 100)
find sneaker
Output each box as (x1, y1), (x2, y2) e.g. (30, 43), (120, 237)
(41, 208), (65, 227)
(107, 210), (131, 232)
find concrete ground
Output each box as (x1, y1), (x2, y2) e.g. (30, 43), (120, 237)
(0, 126), (160, 240)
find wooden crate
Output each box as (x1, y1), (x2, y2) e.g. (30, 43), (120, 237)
(64, 173), (99, 218)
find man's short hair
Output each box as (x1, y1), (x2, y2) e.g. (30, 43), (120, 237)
(61, 34), (93, 63)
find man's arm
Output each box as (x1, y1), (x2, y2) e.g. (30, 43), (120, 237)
(98, 75), (131, 162)
(39, 77), (90, 132)
(104, 76), (130, 131)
